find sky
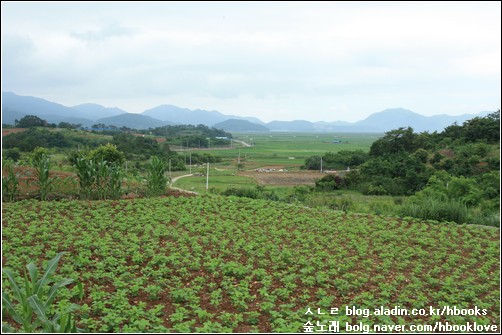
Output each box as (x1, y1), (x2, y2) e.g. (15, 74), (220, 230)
(1, 1), (500, 123)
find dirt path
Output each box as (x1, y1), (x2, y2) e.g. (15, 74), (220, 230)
(232, 139), (252, 147)
(170, 174), (198, 194)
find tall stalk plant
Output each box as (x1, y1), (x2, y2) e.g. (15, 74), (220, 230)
(33, 153), (54, 201)
(146, 156), (169, 197)
(2, 159), (20, 202)
(74, 157), (123, 200)
(2, 252), (83, 333)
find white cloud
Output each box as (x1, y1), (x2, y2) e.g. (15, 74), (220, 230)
(1, 1), (500, 122)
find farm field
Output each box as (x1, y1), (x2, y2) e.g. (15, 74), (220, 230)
(2, 195), (500, 332)
(173, 132), (379, 191)
(186, 132), (382, 170)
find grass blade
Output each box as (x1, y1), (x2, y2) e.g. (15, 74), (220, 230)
(34, 252), (65, 296)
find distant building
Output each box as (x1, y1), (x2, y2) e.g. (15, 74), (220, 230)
(332, 140), (342, 143)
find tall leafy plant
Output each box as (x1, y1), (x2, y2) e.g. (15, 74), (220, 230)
(2, 252), (83, 333)
(74, 157), (96, 200)
(74, 158), (123, 200)
(146, 156), (169, 197)
(33, 153), (55, 201)
(2, 159), (20, 202)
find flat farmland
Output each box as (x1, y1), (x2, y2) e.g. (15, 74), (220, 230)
(2, 196), (499, 332)
(238, 170), (324, 187)
(187, 132), (382, 170)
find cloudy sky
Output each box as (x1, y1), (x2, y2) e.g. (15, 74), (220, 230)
(2, 1), (500, 122)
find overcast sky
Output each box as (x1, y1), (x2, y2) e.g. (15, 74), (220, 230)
(2, 1), (500, 122)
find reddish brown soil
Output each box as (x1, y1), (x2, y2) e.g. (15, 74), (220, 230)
(2, 128), (28, 136)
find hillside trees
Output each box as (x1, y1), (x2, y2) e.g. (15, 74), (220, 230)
(2, 128), (70, 151)
(303, 112), (500, 199)
(303, 150), (369, 171)
(15, 115), (48, 128)
(111, 133), (186, 170)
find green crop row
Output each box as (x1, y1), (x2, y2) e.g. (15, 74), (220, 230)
(2, 195), (500, 332)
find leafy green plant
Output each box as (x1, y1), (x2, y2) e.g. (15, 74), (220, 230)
(2, 252), (83, 333)
(74, 157), (123, 200)
(2, 159), (20, 202)
(146, 156), (169, 197)
(33, 153), (55, 201)
(74, 157), (96, 200)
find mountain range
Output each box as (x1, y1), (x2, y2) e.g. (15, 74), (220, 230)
(1, 92), (490, 133)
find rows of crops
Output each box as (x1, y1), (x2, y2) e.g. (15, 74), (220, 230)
(2, 195), (500, 332)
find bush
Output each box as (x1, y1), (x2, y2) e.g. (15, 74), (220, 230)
(328, 197), (353, 212)
(88, 144), (125, 166)
(315, 174), (345, 191)
(221, 186), (278, 201)
(2, 148), (21, 162)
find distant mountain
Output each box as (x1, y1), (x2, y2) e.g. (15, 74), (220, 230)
(267, 120), (317, 132)
(72, 103), (126, 120)
(213, 119), (270, 132)
(143, 104), (266, 127)
(143, 105), (227, 126)
(96, 113), (173, 130)
(352, 108), (487, 132)
(263, 108), (488, 132)
(1, 92), (491, 132)
(2, 91), (76, 116)
(2, 107), (27, 125)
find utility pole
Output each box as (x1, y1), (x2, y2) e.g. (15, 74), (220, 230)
(206, 162), (209, 191)
(320, 156), (323, 173)
(189, 151), (192, 174)
(169, 159), (172, 180)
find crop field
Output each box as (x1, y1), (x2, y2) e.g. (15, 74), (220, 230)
(174, 173), (257, 193)
(2, 195), (499, 332)
(188, 132), (382, 170)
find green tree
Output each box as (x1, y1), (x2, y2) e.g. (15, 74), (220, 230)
(369, 127), (418, 157)
(15, 115), (48, 128)
(462, 110), (500, 143)
(88, 144), (125, 166)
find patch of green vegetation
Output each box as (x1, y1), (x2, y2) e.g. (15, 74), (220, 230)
(2, 196), (500, 332)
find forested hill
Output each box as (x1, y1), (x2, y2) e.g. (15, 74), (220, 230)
(304, 110), (500, 226)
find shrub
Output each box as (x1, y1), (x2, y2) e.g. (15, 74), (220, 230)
(2, 148), (21, 162)
(315, 174), (345, 191)
(328, 197), (353, 212)
(88, 144), (125, 167)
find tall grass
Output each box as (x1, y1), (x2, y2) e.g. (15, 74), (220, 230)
(400, 197), (469, 224)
